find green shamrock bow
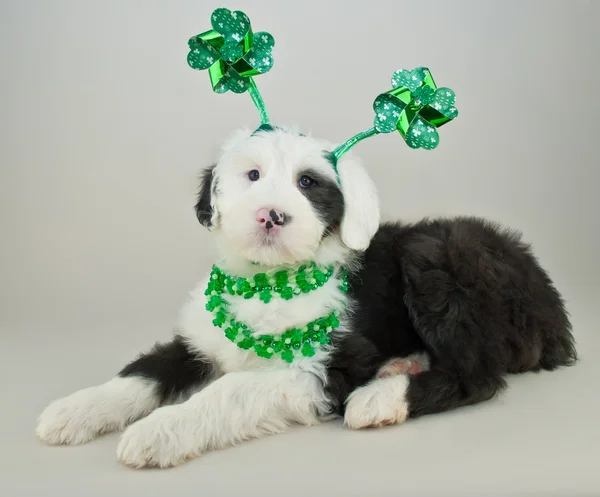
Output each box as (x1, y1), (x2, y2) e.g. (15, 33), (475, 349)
(373, 67), (458, 150)
(185, 10), (458, 169)
(187, 8), (275, 123)
(331, 67), (458, 161)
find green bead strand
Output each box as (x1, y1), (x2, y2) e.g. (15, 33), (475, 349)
(212, 304), (341, 363)
(205, 262), (336, 303)
(204, 263), (349, 363)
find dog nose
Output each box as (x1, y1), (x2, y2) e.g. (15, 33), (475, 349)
(256, 207), (286, 231)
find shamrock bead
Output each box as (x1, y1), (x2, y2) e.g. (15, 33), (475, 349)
(274, 270), (288, 286)
(238, 337), (255, 349)
(280, 287), (294, 300)
(213, 315), (226, 327)
(281, 350), (294, 363)
(301, 342), (315, 357)
(224, 327), (238, 341)
(255, 344), (274, 358)
(259, 289), (272, 303)
(254, 273), (269, 287)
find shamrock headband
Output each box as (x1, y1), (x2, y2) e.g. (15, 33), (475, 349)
(187, 8), (458, 164)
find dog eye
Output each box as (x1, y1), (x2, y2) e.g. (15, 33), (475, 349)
(299, 175), (315, 188)
(248, 169), (260, 181)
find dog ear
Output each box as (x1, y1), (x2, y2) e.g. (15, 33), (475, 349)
(195, 165), (219, 229)
(337, 155), (380, 251)
(194, 129), (252, 230)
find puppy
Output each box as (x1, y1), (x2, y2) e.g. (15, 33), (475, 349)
(36, 126), (577, 468)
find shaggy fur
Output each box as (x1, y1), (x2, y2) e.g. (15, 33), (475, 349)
(326, 218), (577, 425)
(35, 126), (576, 468)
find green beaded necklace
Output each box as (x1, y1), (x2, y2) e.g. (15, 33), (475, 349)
(205, 263), (349, 363)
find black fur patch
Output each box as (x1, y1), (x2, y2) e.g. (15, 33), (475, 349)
(325, 217), (577, 418)
(297, 168), (344, 235)
(195, 165), (216, 228)
(118, 335), (214, 404)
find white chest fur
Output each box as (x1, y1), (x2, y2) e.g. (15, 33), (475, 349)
(177, 271), (349, 376)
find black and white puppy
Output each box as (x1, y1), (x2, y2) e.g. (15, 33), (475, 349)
(36, 126), (577, 468)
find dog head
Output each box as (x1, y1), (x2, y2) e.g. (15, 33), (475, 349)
(195, 126), (380, 266)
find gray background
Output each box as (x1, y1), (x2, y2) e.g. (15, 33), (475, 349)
(1, 0), (599, 495)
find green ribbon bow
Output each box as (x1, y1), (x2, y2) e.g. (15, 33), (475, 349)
(332, 67), (458, 160)
(187, 8), (274, 123)
(373, 67), (458, 150)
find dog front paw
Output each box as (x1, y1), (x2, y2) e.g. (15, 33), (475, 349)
(36, 389), (113, 445)
(117, 406), (201, 468)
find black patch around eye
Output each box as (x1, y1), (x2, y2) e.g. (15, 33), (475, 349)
(297, 168), (344, 236)
(195, 165), (217, 228)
